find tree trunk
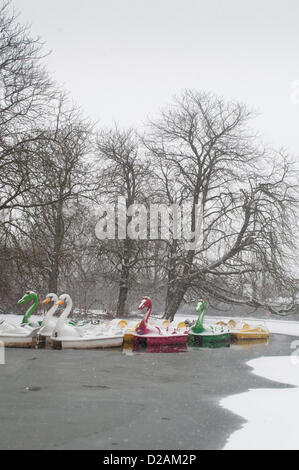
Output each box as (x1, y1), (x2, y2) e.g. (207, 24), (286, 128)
(163, 281), (187, 321)
(48, 259), (59, 293)
(116, 239), (131, 317)
(116, 281), (129, 317)
(164, 202), (197, 320)
(48, 201), (64, 293)
(165, 240), (178, 312)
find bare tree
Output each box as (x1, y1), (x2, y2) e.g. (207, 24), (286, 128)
(0, 1), (56, 217)
(14, 97), (94, 294)
(145, 89), (298, 320)
(95, 127), (150, 316)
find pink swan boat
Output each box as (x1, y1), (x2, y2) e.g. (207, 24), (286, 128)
(130, 297), (189, 348)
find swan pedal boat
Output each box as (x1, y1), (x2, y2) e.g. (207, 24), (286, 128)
(187, 300), (231, 348)
(0, 291), (41, 348)
(123, 319), (174, 345)
(37, 293), (115, 348)
(188, 328), (231, 348)
(50, 294), (125, 349)
(52, 335), (124, 350)
(216, 319), (270, 342)
(37, 293), (61, 347)
(129, 297), (189, 348)
(0, 321), (39, 348)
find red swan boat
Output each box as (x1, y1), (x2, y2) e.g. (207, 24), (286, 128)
(132, 297), (189, 348)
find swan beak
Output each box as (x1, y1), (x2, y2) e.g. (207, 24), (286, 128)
(42, 298), (51, 304)
(56, 300), (65, 306)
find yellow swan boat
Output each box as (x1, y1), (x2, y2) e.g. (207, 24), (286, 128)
(216, 319), (269, 341)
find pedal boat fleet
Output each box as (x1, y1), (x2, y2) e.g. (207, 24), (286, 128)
(0, 292), (270, 350)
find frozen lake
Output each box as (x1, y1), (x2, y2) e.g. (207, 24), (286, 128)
(0, 332), (297, 450)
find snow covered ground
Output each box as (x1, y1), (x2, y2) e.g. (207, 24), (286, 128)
(220, 356), (299, 450)
(212, 315), (299, 450)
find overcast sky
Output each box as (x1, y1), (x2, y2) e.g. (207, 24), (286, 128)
(12, 0), (299, 157)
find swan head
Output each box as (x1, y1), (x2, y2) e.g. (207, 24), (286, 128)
(195, 299), (206, 312)
(18, 291), (38, 305)
(138, 297), (152, 310)
(42, 293), (58, 304)
(55, 293), (71, 306)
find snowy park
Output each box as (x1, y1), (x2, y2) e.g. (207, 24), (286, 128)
(0, 0), (299, 454)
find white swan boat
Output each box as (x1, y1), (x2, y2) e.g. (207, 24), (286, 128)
(0, 321), (39, 348)
(51, 294), (125, 349)
(37, 293), (59, 347)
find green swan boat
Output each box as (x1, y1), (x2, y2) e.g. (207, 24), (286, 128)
(18, 291), (43, 327)
(0, 291), (41, 347)
(188, 300), (230, 348)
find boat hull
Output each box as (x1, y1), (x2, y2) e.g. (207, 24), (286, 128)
(0, 335), (38, 348)
(230, 330), (270, 342)
(123, 341), (188, 354)
(215, 319), (270, 343)
(188, 331), (230, 348)
(51, 335), (124, 350)
(133, 334), (188, 348)
(36, 334), (54, 349)
(123, 332), (135, 345)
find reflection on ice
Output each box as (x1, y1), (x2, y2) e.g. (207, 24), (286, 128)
(230, 338), (269, 350)
(122, 342), (188, 355)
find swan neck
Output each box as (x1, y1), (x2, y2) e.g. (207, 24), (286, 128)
(41, 303), (58, 326)
(61, 299), (72, 320)
(55, 298), (73, 331)
(22, 296), (38, 324)
(145, 305), (152, 324)
(192, 304), (206, 333)
(139, 304), (152, 330)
